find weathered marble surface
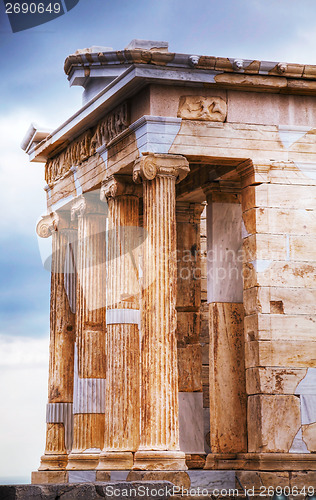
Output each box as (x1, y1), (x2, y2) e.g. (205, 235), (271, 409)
(178, 392), (204, 454)
(188, 470), (236, 490)
(295, 368), (316, 394)
(289, 428), (309, 453)
(68, 471), (96, 483)
(206, 202), (243, 303)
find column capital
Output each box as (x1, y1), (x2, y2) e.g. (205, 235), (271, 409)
(100, 175), (142, 201)
(71, 194), (106, 220)
(133, 153), (189, 184)
(36, 212), (59, 238)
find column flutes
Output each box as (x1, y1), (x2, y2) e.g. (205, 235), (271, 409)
(98, 176), (142, 470)
(36, 212), (76, 471)
(67, 194), (107, 470)
(132, 153), (189, 470)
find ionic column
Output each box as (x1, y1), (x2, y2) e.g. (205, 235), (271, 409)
(98, 176), (142, 470)
(67, 194), (107, 470)
(36, 212), (76, 471)
(132, 153), (189, 470)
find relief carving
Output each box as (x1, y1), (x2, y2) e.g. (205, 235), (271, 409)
(45, 102), (129, 185)
(177, 96), (227, 122)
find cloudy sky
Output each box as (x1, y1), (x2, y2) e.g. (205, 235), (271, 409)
(1, 0), (316, 483)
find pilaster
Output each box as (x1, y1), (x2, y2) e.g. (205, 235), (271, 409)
(204, 182), (247, 470)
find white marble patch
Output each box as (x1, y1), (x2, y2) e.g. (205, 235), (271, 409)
(278, 125), (310, 150)
(188, 471), (236, 490)
(70, 166), (83, 196)
(289, 428), (310, 453)
(250, 259), (272, 273)
(73, 344), (106, 414)
(207, 203), (243, 303)
(295, 162), (316, 180)
(106, 309), (140, 325)
(300, 395), (316, 425)
(68, 471), (96, 483)
(178, 392), (204, 454)
(134, 115), (181, 155)
(295, 368), (316, 395)
(203, 408), (211, 454)
(96, 144), (108, 166)
(110, 471), (129, 481)
(46, 403), (73, 452)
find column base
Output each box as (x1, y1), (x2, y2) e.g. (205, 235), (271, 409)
(133, 451), (188, 471)
(66, 451), (100, 470)
(38, 453), (68, 471)
(205, 453), (316, 471)
(97, 451), (134, 470)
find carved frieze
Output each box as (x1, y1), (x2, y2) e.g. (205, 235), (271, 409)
(45, 102), (129, 185)
(177, 96), (227, 122)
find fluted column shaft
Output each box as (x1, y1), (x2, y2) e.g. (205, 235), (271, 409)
(98, 176), (141, 470)
(133, 153), (189, 470)
(67, 195), (106, 470)
(36, 213), (76, 471)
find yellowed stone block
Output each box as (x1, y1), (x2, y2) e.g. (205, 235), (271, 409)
(209, 303), (247, 453)
(245, 340), (316, 368)
(248, 395), (301, 452)
(243, 261), (316, 289)
(289, 235), (316, 261)
(290, 471), (316, 488)
(176, 311), (200, 345)
(31, 470), (68, 484)
(244, 313), (316, 341)
(242, 207), (316, 236)
(127, 470), (191, 488)
(243, 234), (287, 262)
(246, 367), (307, 395)
(244, 287), (316, 315)
(178, 344), (202, 392)
(242, 184), (316, 212)
(302, 422), (316, 452)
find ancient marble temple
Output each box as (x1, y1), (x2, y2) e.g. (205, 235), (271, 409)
(22, 40), (316, 489)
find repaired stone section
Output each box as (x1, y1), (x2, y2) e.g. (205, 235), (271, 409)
(177, 96), (227, 122)
(236, 471), (290, 489)
(0, 482), (174, 499)
(289, 428), (309, 453)
(178, 344), (202, 392)
(248, 395), (301, 452)
(295, 368), (316, 394)
(126, 471), (190, 488)
(302, 422), (316, 452)
(246, 367), (307, 395)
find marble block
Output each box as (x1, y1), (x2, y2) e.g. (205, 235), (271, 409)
(300, 395), (316, 425)
(295, 368), (316, 394)
(178, 392), (205, 453)
(68, 471), (96, 483)
(188, 470), (236, 490)
(207, 203), (243, 303)
(289, 428), (310, 453)
(110, 471), (129, 481)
